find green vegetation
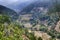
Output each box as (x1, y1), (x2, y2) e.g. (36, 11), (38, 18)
(0, 15), (11, 24)
(47, 30), (60, 39)
(39, 25), (48, 32)
(0, 15), (43, 40)
(47, 0), (60, 39)
(0, 15), (24, 40)
(39, 25), (60, 39)
(38, 37), (42, 40)
(0, 23), (24, 40)
(26, 33), (36, 40)
(48, 0), (60, 20)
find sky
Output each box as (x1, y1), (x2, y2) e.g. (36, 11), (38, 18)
(0, 0), (33, 5)
(0, 0), (50, 5)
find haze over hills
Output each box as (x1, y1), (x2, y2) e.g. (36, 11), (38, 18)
(18, 0), (55, 26)
(0, 0), (52, 12)
(0, 0), (37, 12)
(6, 2), (34, 12)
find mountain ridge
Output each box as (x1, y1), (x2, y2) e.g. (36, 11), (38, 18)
(0, 5), (18, 21)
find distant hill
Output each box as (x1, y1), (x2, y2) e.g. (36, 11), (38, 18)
(18, 0), (59, 26)
(20, 1), (51, 13)
(0, 5), (18, 21)
(18, 1), (51, 24)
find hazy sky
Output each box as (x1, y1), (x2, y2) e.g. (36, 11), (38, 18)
(0, 0), (50, 5)
(0, 0), (33, 5)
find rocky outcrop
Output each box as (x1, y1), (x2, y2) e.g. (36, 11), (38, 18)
(33, 31), (51, 40)
(55, 21), (60, 32)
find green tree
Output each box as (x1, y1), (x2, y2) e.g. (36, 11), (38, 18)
(0, 15), (11, 24)
(26, 33), (36, 40)
(38, 37), (42, 40)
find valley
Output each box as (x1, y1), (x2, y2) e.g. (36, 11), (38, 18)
(0, 0), (60, 40)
